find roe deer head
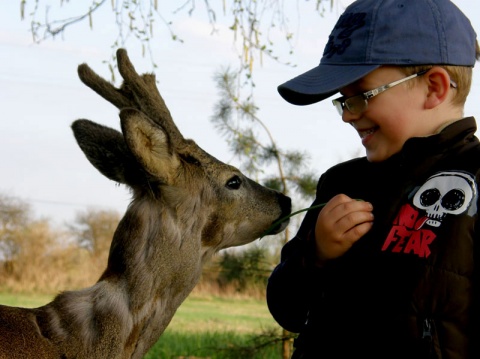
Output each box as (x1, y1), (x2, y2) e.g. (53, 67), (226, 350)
(0, 49), (291, 359)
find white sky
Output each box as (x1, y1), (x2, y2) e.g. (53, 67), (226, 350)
(0, 0), (479, 228)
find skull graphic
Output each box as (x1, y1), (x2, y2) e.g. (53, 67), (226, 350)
(412, 171), (477, 227)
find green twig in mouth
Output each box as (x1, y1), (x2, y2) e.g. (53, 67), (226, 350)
(261, 202), (327, 239)
(261, 199), (365, 239)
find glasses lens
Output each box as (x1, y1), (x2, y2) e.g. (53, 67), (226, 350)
(345, 95), (367, 114)
(333, 100), (344, 116)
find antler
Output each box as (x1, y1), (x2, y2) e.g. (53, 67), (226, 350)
(77, 48), (184, 144)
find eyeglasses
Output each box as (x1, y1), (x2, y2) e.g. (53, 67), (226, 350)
(332, 70), (433, 116)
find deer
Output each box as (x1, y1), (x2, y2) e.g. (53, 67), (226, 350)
(0, 48), (291, 359)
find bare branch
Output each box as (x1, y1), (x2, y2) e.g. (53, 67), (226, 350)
(21, 0), (333, 84)
(31, 0), (108, 42)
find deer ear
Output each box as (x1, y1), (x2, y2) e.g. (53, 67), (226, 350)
(120, 108), (179, 182)
(72, 119), (143, 185)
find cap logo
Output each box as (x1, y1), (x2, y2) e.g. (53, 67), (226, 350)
(323, 12), (366, 58)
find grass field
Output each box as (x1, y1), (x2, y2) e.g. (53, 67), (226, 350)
(0, 292), (287, 358)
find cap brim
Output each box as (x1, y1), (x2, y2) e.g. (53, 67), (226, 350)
(278, 64), (381, 105)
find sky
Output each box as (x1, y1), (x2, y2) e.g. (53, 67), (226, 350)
(1, 0), (479, 228)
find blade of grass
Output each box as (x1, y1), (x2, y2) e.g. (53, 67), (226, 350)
(261, 199), (365, 238)
(261, 202), (327, 238)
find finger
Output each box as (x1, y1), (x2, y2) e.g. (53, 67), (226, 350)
(336, 208), (374, 231)
(324, 193), (353, 209)
(343, 221), (374, 243)
(327, 198), (373, 223)
(318, 194), (354, 220)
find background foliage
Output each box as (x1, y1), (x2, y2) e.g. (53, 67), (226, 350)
(0, 192), (284, 296)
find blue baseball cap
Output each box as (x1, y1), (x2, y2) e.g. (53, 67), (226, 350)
(278, 0), (478, 105)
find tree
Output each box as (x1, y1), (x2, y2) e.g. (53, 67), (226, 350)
(0, 193), (31, 266)
(0, 193), (66, 292)
(211, 68), (317, 358)
(68, 208), (120, 259)
(212, 68), (318, 217)
(218, 244), (269, 292)
(19, 0), (333, 82)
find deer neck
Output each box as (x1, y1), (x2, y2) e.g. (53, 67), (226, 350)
(46, 196), (208, 358)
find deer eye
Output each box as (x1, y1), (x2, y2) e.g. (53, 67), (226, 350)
(226, 175), (242, 190)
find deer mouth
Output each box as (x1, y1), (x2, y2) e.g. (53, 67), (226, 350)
(270, 217), (290, 234)
(263, 195), (291, 236)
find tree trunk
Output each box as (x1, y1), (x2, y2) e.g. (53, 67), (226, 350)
(282, 328), (293, 359)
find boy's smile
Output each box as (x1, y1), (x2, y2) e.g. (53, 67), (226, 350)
(357, 126), (379, 143)
(339, 66), (459, 163)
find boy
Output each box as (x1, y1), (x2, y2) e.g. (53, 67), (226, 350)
(266, 0), (480, 358)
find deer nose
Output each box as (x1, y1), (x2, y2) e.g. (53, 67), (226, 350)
(270, 194), (292, 234)
(280, 194), (292, 217)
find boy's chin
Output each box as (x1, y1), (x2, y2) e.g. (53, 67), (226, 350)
(365, 149), (392, 163)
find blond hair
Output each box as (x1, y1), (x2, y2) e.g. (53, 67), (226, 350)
(398, 40), (480, 107)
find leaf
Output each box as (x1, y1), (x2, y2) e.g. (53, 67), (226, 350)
(88, 10), (93, 29)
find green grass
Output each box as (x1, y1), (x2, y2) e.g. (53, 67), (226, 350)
(0, 292), (287, 358)
(148, 295), (284, 358)
(0, 292), (54, 308)
(146, 330), (283, 359)
(168, 295), (277, 333)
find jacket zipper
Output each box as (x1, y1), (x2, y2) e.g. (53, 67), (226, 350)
(422, 318), (432, 341)
(422, 318), (439, 359)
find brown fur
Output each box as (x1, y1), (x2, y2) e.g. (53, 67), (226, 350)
(0, 49), (291, 358)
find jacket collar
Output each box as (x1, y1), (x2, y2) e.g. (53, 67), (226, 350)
(384, 117), (477, 166)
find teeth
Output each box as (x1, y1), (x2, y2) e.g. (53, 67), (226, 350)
(359, 128), (376, 139)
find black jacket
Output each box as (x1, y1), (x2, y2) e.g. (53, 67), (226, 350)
(267, 117), (480, 359)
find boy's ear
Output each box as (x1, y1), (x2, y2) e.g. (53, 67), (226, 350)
(424, 67), (452, 109)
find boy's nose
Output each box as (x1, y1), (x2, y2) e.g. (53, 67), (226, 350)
(342, 109), (360, 124)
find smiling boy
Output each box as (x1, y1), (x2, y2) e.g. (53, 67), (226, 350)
(267, 0), (480, 358)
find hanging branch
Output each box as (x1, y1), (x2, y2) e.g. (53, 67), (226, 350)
(20, 0), (332, 83)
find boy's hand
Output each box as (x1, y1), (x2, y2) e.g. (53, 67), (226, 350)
(314, 194), (374, 263)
